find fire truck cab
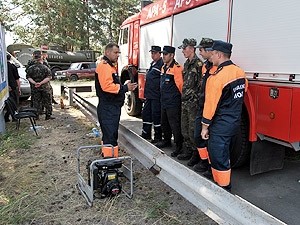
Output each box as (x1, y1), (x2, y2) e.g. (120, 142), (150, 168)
(118, 0), (300, 174)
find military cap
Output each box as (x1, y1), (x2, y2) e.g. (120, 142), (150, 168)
(206, 40), (232, 54)
(33, 50), (42, 59)
(196, 38), (214, 49)
(161, 46), (175, 54)
(149, 46), (161, 52)
(178, 38), (197, 49)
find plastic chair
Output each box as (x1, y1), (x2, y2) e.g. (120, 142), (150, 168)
(4, 97), (39, 136)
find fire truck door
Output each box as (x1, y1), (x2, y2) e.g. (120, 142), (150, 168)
(118, 26), (130, 75)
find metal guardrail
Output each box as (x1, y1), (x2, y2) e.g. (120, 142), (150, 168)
(67, 88), (286, 225)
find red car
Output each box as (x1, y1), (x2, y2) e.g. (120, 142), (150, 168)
(55, 62), (96, 81)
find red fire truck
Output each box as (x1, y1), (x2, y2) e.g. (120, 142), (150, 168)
(118, 0), (300, 174)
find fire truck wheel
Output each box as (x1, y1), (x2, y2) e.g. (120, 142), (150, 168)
(124, 90), (142, 116)
(230, 109), (251, 168)
(70, 74), (78, 81)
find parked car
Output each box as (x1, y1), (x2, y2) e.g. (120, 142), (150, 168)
(7, 52), (31, 100)
(55, 62), (96, 81)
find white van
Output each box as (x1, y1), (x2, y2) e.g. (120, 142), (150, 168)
(7, 52), (31, 99)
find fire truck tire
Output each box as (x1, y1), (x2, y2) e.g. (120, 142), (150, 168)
(124, 90), (142, 116)
(70, 74), (78, 81)
(230, 109), (251, 168)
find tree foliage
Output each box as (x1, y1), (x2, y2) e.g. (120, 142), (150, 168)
(1, 0), (140, 50)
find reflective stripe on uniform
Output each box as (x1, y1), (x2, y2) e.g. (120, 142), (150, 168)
(211, 167), (231, 187)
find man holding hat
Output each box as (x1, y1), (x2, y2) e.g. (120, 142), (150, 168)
(176, 38), (203, 160)
(201, 40), (247, 191)
(155, 46), (184, 157)
(141, 46), (164, 143)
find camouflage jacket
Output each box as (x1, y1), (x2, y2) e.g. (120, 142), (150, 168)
(182, 55), (203, 103)
(26, 59), (50, 73)
(26, 62), (52, 90)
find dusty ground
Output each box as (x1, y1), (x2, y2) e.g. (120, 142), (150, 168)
(0, 87), (216, 225)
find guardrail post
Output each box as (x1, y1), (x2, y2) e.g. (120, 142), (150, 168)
(68, 88), (75, 106)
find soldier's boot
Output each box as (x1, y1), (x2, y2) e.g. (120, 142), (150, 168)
(45, 115), (55, 120)
(152, 126), (162, 144)
(193, 159), (209, 173)
(177, 147), (193, 161)
(52, 97), (59, 104)
(171, 142), (183, 157)
(187, 151), (200, 167)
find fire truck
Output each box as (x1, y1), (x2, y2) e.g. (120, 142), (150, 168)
(118, 0), (300, 174)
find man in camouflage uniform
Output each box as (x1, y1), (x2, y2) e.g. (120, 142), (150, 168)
(26, 50), (54, 120)
(177, 38), (203, 161)
(26, 50), (58, 105)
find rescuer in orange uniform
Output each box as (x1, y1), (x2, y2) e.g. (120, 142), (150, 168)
(201, 40), (247, 191)
(191, 38), (217, 176)
(155, 46), (184, 157)
(95, 43), (137, 157)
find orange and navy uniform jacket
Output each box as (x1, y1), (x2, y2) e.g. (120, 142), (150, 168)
(198, 60), (218, 116)
(95, 56), (128, 106)
(160, 60), (183, 109)
(202, 60), (248, 136)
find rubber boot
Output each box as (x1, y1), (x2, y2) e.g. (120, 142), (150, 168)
(187, 151), (200, 167)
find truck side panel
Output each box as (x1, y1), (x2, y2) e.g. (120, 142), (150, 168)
(172, 0), (230, 65)
(139, 17), (172, 71)
(231, 0), (300, 74)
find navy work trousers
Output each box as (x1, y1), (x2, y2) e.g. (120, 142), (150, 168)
(142, 98), (162, 140)
(97, 102), (121, 146)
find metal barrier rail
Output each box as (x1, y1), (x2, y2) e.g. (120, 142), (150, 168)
(67, 88), (286, 225)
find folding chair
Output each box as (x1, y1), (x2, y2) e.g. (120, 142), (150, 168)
(4, 98), (39, 136)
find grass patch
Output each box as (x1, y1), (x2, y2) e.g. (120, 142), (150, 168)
(146, 199), (169, 219)
(0, 193), (36, 225)
(0, 129), (37, 155)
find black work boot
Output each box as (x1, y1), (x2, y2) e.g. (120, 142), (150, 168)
(187, 151), (200, 167)
(202, 165), (213, 180)
(151, 138), (162, 144)
(193, 159), (209, 173)
(155, 140), (172, 148)
(45, 115), (55, 120)
(177, 150), (192, 161)
(222, 183), (232, 193)
(52, 98), (59, 104)
(140, 133), (151, 140)
(153, 126), (162, 143)
(171, 143), (183, 157)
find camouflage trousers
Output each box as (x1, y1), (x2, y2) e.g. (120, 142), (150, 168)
(31, 88), (52, 116)
(181, 100), (199, 152)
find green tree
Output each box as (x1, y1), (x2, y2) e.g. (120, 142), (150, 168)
(1, 0), (140, 50)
